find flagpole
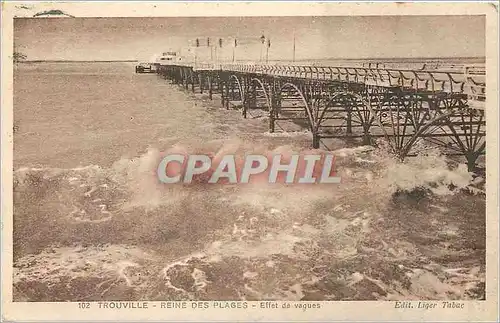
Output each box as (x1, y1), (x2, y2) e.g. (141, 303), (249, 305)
(266, 40), (269, 64)
(292, 33), (296, 63)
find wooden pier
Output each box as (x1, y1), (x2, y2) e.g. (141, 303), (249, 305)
(157, 62), (486, 171)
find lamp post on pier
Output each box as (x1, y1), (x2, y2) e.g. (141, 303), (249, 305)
(259, 34), (266, 62)
(233, 38), (237, 62)
(266, 38), (271, 64)
(260, 34), (271, 64)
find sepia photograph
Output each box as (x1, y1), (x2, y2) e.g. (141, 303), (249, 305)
(1, 2), (498, 322)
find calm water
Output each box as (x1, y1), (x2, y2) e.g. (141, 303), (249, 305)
(13, 62), (485, 301)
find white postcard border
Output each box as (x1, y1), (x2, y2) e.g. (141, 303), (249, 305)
(1, 2), (498, 322)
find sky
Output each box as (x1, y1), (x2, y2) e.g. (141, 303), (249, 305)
(14, 16), (486, 62)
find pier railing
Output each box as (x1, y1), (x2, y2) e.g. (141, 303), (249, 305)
(181, 62), (485, 102)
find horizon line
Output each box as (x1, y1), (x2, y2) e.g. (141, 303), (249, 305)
(21, 56), (486, 63)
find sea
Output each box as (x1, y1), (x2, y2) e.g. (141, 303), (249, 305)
(12, 61), (485, 301)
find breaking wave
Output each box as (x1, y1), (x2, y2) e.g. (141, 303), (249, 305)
(13, 140), (485, 301)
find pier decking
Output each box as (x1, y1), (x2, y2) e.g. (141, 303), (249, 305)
(157, 62), (486, 171)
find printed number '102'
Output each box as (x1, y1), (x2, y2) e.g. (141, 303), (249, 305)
(78, 302), (90, 309)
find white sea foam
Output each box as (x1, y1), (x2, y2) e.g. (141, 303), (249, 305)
(14, 245), (154, 287)
(375, 150), (474, 195)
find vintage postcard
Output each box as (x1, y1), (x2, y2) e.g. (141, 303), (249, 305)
(1, 1), (498, 322)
